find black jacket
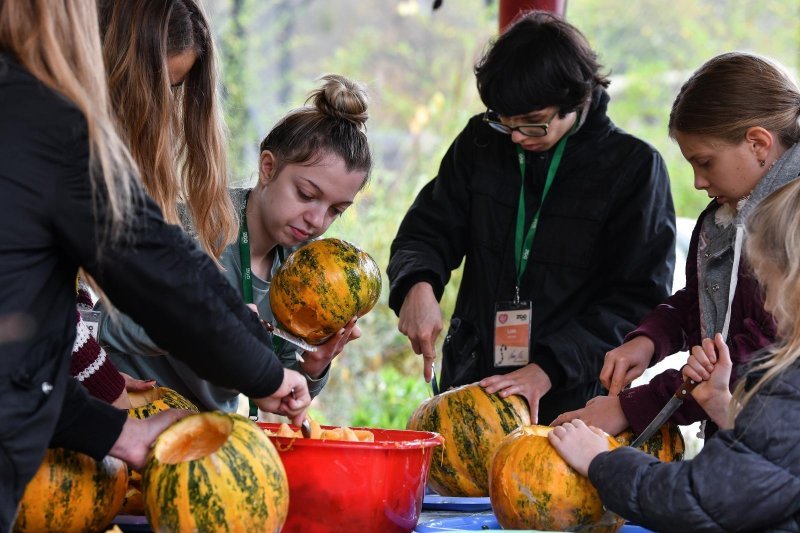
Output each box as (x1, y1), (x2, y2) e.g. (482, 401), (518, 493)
(590, 362), (800, 532)
(387, 88), (675, 423)
(0, 57), (283, 523)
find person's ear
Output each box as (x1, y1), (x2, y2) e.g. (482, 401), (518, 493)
(745, 126), (774, 163)
(259, 150), (276, 185)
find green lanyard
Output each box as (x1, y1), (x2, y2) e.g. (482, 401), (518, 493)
(239, 192), (255, 305)
(513, 133), (569, 302)
(239, 192), (286, 419)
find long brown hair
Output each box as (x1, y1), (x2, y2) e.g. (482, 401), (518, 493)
(98, 0), (236, 259)
(0, 0), (138, 239)
(669, 52), (800, 147)
(738, 178), (800, 420)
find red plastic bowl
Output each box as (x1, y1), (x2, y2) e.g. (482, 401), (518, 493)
(258, 423), (442, 533)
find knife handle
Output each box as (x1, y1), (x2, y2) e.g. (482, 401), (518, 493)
(261, 319), (274, 332)
(674, 378), (699, 399)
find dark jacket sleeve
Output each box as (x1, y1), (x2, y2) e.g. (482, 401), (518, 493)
(624, 213), (703, 361)
(533, 145), (675, 389)
(49, 377), (127, 460)
(589, 373), (800, 532)
(387, 125), (475, 313)
(53, 115), (284, 400)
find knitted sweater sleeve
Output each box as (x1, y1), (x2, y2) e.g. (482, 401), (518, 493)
(70, 282), (125, 403)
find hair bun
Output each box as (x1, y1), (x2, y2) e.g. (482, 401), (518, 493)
(307, 74), (369, 130)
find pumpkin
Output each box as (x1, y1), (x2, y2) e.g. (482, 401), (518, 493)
(406, 383), (530, 496)
(490, 425), (624, 532)
(14, 448), (127, 533)
(126, 386), (198, 420)
(143, 411), (289, 532)
(269, 238), (382, 345)
(614, 422), (685, 462)
(265, 419), (375, 442)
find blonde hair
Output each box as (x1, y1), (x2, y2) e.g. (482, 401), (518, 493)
(98, 0), (236, 260)
(259, 74), (372, 186)
(737, 179), (800, 420)
(0, 0), (138, 239)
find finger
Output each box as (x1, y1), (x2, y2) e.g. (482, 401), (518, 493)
(682, 364), (705, 383)
(608, 362), (628, 397)
(530, 396), (540, 425)
(571, 418), (589, 430)
(349, 325), (362, 340)
(246, 303), (259, 315)
(701, 337), (717, 364)
(599, 351), (617, 390)
(589, 425), (606, 437)
(690, 345), (713, 373)
(714, 333), (732, 368)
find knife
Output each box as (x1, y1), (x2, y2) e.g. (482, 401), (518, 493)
(430, 365), (440, 396)
(260, 319), (318, 353)
(629, 377), (698, 448)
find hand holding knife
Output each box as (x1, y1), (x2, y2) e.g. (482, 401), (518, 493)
(629, 377), (698, 448)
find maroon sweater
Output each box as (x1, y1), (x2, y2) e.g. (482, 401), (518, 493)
(619, 208), (776, 434)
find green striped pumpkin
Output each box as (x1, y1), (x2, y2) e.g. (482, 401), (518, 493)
(143, 411), (288, 532)
(127, 387), (198, 419)
(14, 448), (127, 533)
(270, 238), (382, 345)
(406, 383), (531, 496)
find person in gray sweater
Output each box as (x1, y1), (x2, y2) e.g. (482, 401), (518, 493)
(99, 75), (373, 412)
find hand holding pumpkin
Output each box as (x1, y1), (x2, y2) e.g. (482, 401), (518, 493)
(300, 316), (361, 378)
(253, 367), (310, 427)
(479, 363), (551, 424)
(398, 281), (442, 382)
(108, 408), (193, 469)
(683, 333), (733, 428)
(548, 419), (613, 477)
(599, 335), (656, 396)
(551, 394), (629, 435)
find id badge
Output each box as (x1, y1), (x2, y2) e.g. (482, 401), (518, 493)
(494, 301), (532, 367)
(78, 309), (101, 341)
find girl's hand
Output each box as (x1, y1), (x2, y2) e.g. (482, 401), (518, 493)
(550, 395), (629, 436)
(300, 317), (360, 378)
(253, 368), (310, 427)
(111, 372), (156, 409)
(548, 419), (612, 477)
(682, 333), (733, 428)
(599, 336), (656, 396)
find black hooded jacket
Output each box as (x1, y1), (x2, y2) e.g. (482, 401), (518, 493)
(388, 88), (676, 422)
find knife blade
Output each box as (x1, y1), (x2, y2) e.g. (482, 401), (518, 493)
(629, 377), (698, 448)
(430, 365), (440, 396)
(260, 319), (318, 353)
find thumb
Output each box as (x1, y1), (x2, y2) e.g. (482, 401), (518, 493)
(714, 333), (732, 369)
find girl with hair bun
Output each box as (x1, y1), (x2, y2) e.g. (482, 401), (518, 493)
(104, 74), (373, 412)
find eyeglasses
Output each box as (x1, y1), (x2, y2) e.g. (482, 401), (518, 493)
(482, 109), (559, 137)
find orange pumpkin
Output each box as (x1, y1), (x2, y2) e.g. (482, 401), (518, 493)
(489, 425), (624, 532)
(406, 383), (530, 496)
(614, 422), (685, 462)
(143, 411), (288, 532)
(269, 238), (381, 345)
(14, 448), (127, 533)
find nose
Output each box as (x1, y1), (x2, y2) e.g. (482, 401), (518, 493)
(693, 172), (709, 190)
(303, 205), (326, 231)
(510, 130), (527, 145)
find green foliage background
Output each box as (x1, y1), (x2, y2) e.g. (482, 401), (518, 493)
(207, 0), (799, 428)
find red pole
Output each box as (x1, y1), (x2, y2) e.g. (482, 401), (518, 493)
(499, 0), (567, 32)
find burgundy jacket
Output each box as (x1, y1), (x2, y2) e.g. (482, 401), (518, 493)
(619, 205), (776, 434)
